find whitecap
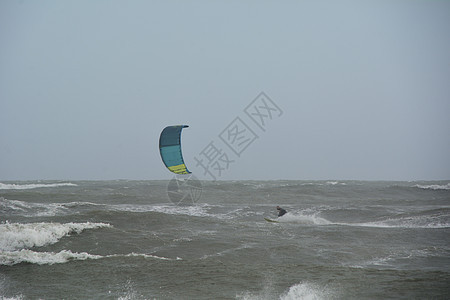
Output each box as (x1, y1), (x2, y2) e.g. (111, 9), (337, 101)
(0, 250), (181, 266)
(107, 203), (232, 219)
(237, 282), (335, 300)
(325, 181), (338, 185)
(0, 198), (105, 217)
(0, 182), (78, 190)
(0, 222), (112, 251)
(280, 282), (334, 300)
(414, 183), (450, 190)
(0, 198), (68, 217)
(0, 198), (30, 212)
(0, 249), (102, 266)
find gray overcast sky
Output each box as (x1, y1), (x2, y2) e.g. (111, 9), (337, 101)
(1, 0), (449, 181)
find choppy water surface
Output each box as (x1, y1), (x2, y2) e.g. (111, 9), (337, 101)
(1, 180), (449, 299)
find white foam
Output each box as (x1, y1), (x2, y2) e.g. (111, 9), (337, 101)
(0, 198), (29, 212)
(326, 181), (346, 186)
(278, 213), (331, 225)
(280, 282), (333, 300)
(271, 209), (448, 229)
(237, 282), (334, 300)
(104, 252), (182, 262)
(0, 250), (181, 266)
(113, 253), (176, 261)
(1, 199), (229, 220)
(0, 198), (66, 217)
(0, 222), (112, 251)
(109, 203), (217, 218)
(414, 183), (450, 190)
(0, 182), (77, 190)
(355, 215), (450, 229)
(0, 198), (104, 217)
(0, 249), (102, 266)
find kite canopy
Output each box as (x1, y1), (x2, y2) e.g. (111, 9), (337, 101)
(159, 125), (191, 174)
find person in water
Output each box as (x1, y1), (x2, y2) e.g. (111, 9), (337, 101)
(276, 206), (287, 217)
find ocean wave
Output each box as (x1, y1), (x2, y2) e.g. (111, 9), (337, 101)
(0, 198), (224, 219)
(0, 222), (112, 251)
(237, 282), (335, 300)
(0, 182), (78, 190)
(298, 181), (346, 187)
(110, 203), (212, 218)
(354, 214), (450, 229)
(0, 250), (181, 266)
(108, 203), (242, 220)
(0, 198), (83, 217)
(0, 198), (30, 212)
(0, 295), (24, 300)
(267, 212), (450, 229)
(414, 183), (450, 190)
(0, 198), (108, 217)
(0, 249), (102, 266)
(352, 246), (449, 270)
(325, 181), (346, 186)
(241, 181), (347, 190)
(280, 282), (335, 300)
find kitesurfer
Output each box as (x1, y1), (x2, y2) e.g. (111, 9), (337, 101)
(276, 206), (287, 217)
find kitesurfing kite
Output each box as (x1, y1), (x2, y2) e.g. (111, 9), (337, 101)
(159, 125), (191, 174)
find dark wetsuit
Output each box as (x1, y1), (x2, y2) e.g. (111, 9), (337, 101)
(277, 208), (287, 217)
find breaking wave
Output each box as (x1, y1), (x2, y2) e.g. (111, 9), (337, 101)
(0, 222), (179, 266)
(0, 249), (102, 266)
(0, 222), (112, 251)
(414, 183), (450, 190)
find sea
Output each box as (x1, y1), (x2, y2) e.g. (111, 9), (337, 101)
(0, 179), (449, 299)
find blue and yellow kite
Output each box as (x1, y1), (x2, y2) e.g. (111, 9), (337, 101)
(159, 125), (191, 174)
